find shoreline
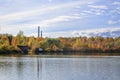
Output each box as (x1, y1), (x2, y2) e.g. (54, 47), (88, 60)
(0, 50), (120, 56)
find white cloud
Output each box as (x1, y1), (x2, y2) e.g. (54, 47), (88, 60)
(113, 1), (120, 5)
(29, 27), (120, 38)
(30, 31), (80, 38)
(0, 14), (79, 34)
(108, 20), (120, 25)
(88, 5), (108, 9)
(0, 25), (35, 34)
(83, 10), (94, 14)
(0, 0), (94, 24)
(1, 24), (120, 38)
(48, 0), (52, 2)
(0, 14), (82, 34)
(39, 15), (81, 27)
(83, 9), (105, 16)
(6, 0), (18, 2)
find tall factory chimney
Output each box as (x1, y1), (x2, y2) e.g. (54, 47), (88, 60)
(41, 31), (42, 38)
(38, 26), (40, 38)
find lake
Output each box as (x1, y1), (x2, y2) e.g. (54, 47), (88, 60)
(0, 55), (120, 80)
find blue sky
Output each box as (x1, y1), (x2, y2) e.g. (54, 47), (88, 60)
(0, 0), (120, 37)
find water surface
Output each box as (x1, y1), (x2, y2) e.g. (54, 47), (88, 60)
(0, 56), (120, 80)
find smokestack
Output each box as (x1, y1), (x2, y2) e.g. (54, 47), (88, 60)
(38, 26), (40, 38)
(41, 31), (42, 38)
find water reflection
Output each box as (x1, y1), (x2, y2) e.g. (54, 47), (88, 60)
(0, 56), (120, 80)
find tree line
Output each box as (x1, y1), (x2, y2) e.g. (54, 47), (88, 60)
(0, 31), (120, 54)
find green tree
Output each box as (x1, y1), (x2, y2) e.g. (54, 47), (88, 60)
(40, 38), (62, 51)
(16, 30), (26, 46)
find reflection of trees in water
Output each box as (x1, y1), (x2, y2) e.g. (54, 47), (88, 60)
(16, 57), (24, 79)
(37, 57), (47, 80)
(15, 57), (40, 80)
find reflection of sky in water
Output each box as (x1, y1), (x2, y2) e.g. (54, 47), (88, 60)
(0, 57), (120, 80)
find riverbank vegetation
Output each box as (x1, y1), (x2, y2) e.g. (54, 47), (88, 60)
(0, 31), (120, 54)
